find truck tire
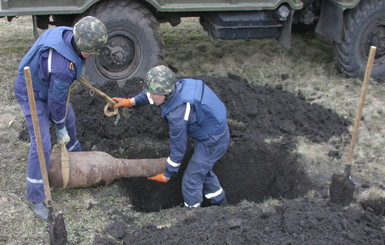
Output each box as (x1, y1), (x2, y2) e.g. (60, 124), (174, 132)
(334, 0), (385, 79)
(82, 0), (164, 86)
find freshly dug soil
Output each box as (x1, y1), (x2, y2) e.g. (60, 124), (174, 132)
(94, 199), (385, 245)
(18, 74), (385, 244)
(70, 74), (350, 212)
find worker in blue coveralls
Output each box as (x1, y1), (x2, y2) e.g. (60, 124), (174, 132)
(112, 65), (230, 208)
(14, 16), (108, 221)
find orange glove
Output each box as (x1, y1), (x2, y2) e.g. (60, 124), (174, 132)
(112, 97), (132, 109)
(147, 173), (170, 183)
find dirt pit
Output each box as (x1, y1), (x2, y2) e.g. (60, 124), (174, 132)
(71, 74), (351, 212)
(73, 74), (385, 244)
(20, 74), (385, 244)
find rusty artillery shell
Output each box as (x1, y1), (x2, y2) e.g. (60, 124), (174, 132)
(49, 151), (167, 188)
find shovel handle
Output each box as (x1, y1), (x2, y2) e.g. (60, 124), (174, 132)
(346, 46), (376, 165)
(24, 66), (52, 204)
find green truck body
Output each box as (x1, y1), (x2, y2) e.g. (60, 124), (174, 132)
(1, 0), (383, 85)
(0, 0), (305, 15)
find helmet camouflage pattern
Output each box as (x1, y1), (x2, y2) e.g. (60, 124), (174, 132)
(73, 16), (108, 54)
(143, 65), (176, 95)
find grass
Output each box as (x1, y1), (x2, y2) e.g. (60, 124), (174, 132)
(1, 16), (384, 244)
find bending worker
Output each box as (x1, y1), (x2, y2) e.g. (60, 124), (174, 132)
(14, 16), (108, 221)
(112, 65), (230, 208)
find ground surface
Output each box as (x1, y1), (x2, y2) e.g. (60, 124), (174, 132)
(4, 17), (385, 245)
(49, 74), (384, 244)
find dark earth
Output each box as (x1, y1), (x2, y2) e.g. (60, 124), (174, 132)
(20, 74), (385, 244)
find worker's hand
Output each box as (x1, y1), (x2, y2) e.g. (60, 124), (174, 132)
(55, 127), (70, 145)
(111, 97), (132, 109)
(147, 173), (170, 183)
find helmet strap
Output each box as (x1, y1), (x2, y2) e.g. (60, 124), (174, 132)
(71, 37), (85, 60)
(164, 92), (172, 102)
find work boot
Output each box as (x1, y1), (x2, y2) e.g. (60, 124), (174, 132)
(28, 201), (48, 221)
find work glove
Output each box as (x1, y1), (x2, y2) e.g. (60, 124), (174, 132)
(55, 126), (70, 145)
(111, 97), (132, 109)
(147, 173), (170, 183)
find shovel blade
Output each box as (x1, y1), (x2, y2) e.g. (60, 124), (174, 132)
(47, 211), (68, 245)
(330, 173), (355, 206)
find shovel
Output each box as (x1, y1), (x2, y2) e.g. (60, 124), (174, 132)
(329, 46), (377, 206)
(24, 66), (68, 245)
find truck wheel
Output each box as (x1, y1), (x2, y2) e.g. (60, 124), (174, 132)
(82, 0), (164, 86)
(334, 0), (385, 79)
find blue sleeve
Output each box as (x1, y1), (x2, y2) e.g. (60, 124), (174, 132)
(46, 50), (77, 129)
(134, 91), (150, 106)
(164, 104), (188, 178)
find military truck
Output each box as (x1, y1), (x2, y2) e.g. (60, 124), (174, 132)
(1, 0), (384, 85)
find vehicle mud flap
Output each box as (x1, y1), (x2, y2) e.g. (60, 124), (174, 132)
(315, 0), (343, 43)
(277, 10), (293, 49)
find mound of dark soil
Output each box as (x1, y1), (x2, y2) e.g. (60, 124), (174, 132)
(94, 199), (385, 245)
(69, 74), (350, 212)
(360, 197), (385, 216)
(19, 74), (385, 244)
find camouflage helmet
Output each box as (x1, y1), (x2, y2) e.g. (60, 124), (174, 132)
(143, 65), (176, 95)
(73, 16), (108, 54)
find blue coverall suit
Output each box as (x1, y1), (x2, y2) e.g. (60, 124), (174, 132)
(135, 79), (230, 207)
(14, 27), (83, 203)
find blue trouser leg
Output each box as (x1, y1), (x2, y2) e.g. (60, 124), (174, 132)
(202, 170), (224, 203)
(182, 127), (230, 207)
(16, 82), (81, 202)
(18, 99), (52, 203)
